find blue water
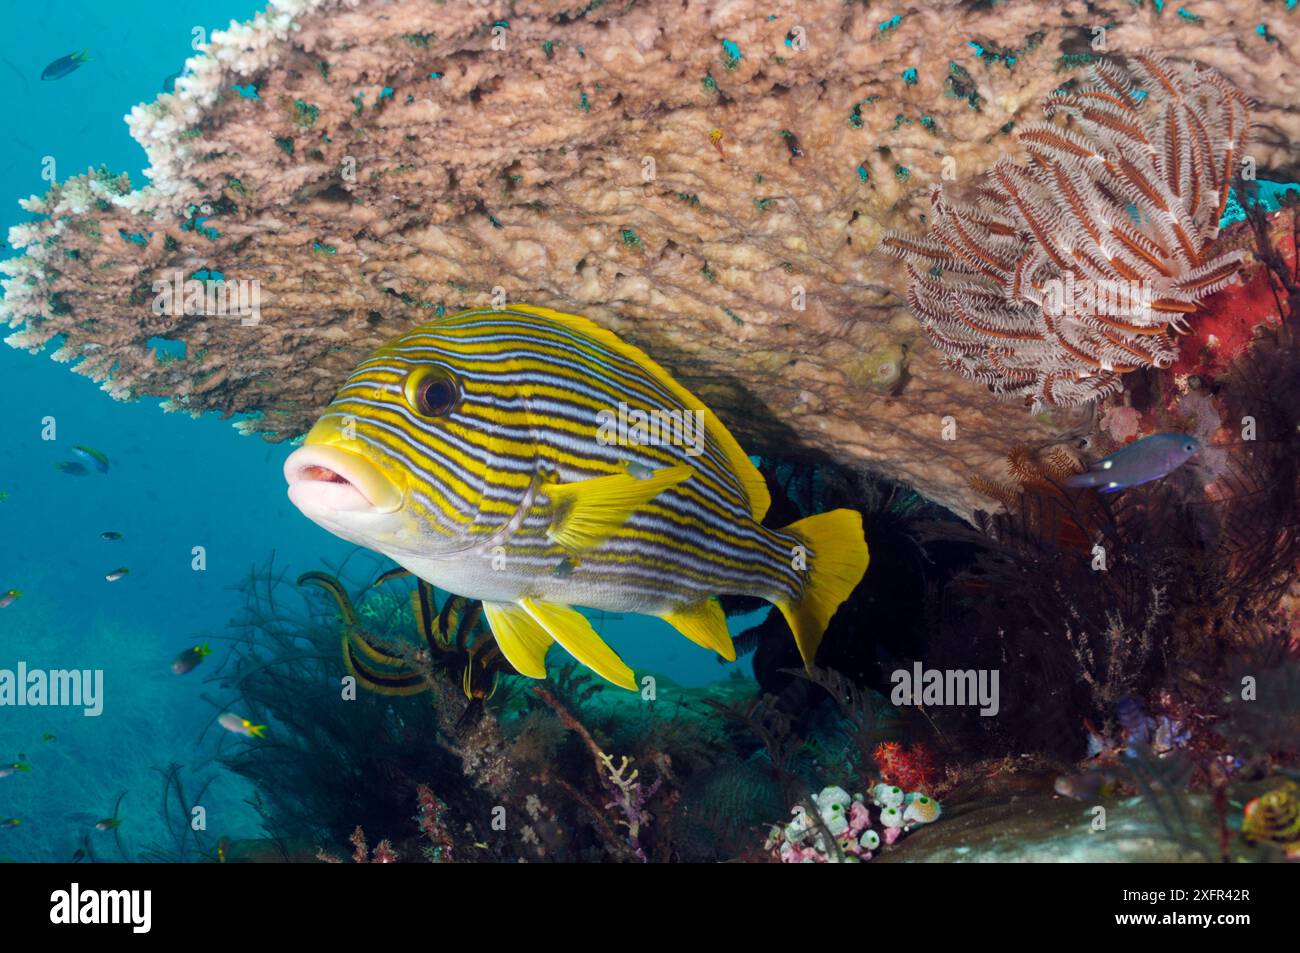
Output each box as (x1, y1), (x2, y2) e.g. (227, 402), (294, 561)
(0, 0), (750, 862)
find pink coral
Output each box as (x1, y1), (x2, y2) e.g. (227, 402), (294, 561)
(873, 741), (941, 793)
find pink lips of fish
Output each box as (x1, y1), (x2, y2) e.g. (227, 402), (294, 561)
(283, 443), (402, 517)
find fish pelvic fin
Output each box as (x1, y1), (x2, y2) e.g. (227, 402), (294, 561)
(482, 602), (553, 679)
(520, 598), (637, 690)
(773, 509), (869, 668)
(661, 598), (735, 661)
(544, 464), (693, 552)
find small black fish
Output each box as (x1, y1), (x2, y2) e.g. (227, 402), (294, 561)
(171, 643), (211, 675)
(41, 50), (91, 81)
(55, 461), (88, 476)
(100, 531), (122, 541)
(162, 69), (184, 94)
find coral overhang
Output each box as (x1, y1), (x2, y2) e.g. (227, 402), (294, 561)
(2, 0), (1298, 515)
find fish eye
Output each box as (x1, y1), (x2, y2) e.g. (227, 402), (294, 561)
(405, 367), (460, 418)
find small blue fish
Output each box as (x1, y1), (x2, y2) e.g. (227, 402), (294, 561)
(41, 50), (91, 81)
(72, 445), (109, 473)
(162, 69), (184, 93)
(1065, 433), (1200, 493)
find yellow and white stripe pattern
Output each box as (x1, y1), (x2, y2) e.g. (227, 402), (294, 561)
(307, 305), (870, 688)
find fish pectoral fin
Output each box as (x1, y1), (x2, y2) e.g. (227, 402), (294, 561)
(519, 598), (637, 691)
(482, 602), (554, 679)
(661, 599), (735, 661)
(543, 465), (694, 552)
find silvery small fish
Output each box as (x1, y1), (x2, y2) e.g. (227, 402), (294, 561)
(218, 713), (267, 738)
(104, 567), (129, 583)
(1065, 432), (1201, 493)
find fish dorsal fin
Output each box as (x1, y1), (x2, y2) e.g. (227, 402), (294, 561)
(544, 464), (693, 552)
(507, 305), (771, 521)
(519, 598), (637, 690)
(482, 602), (553, 679)
(661, 599), (735, 661)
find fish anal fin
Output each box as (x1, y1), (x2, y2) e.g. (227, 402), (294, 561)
(482, 602), (553, 679)
(544, 465), (693, 552)
(662, 599), (735, 661)
(519, 598), (637, 690)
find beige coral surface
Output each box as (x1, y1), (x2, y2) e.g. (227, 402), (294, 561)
(3, 0), (1297, 516)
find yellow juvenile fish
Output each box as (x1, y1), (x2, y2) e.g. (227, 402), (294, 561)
(285, 306), (869, 689)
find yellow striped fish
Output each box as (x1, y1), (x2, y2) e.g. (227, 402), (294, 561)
(284, 305), (868, 690)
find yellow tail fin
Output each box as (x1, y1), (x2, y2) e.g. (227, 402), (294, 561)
(773, 509), (869, 668)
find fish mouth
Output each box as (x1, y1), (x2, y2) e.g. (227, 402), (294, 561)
(284, 444), (402, 514)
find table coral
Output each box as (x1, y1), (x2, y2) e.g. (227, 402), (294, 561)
(3, 0), (1298, 516)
